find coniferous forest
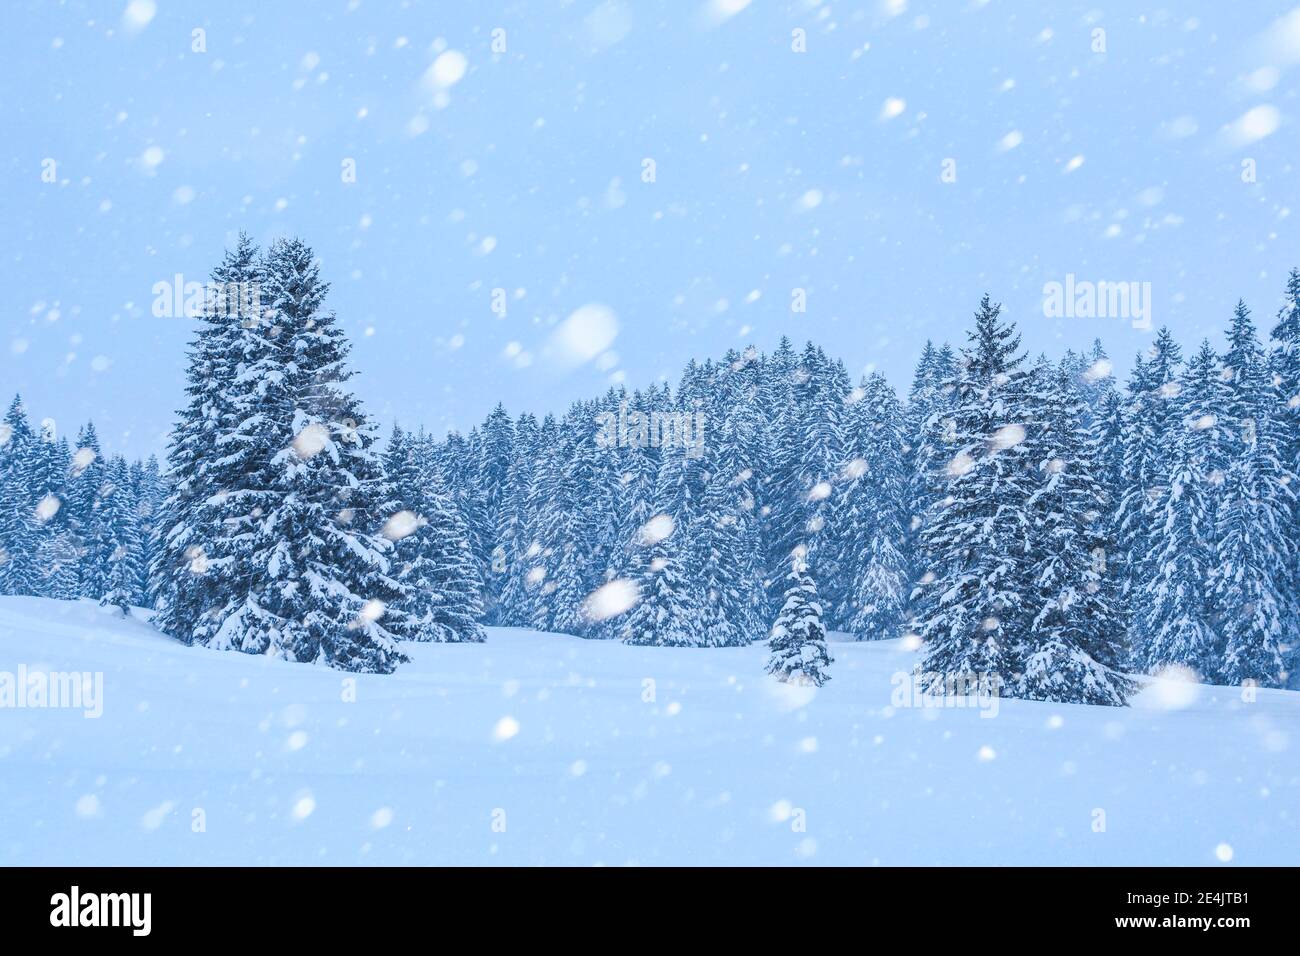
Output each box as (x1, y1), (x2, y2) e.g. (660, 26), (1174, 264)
(2, 237), (1297, 705)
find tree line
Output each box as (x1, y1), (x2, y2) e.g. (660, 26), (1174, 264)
(0, 409), (163, 615)
(1, 235), (1296, 704)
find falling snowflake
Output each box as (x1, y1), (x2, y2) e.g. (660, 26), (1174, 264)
(381, 510), (422, 541)
(34, 494), (61, 523)
(581, 578), (640, 622)
(291, 423), (331, 459)
(493, 715), (520, 741)
(637, 514), (675, 546)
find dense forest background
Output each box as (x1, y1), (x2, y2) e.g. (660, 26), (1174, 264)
(2, 237), (1297, 704)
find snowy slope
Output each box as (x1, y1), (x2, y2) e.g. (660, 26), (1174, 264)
(0, 596), (1295, 866)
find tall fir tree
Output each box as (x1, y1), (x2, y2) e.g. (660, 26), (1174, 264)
(195, 237), (409, 673)
(838, 373), (910, 640)
(1268, 269), (1300, 687)
(912, 296), (1035, 694)
(526, 414), (589, 635)
(1137, 342), (1223, 677)
(1019, 359), (1130, 704)
(494, 412), (540, 626)
(477, 403), (514, 616)
(1088, 360), (1132, 650)
(98, 456), (145, 616)
(1117, 329), (1184, 663)
(903, 342), (958, 611)
(687, 421), (762, 647)
(704, 408), (767, 642)
(383, 427), (486, 643)
(1211, 302), (1293, 686)
(439, 429), (492, 589)
(618, 447), (696, 646)
(134, 455), (167, 604)
(779, 344), (845, 582)
(66, 422), (107, 598)
(152, 233), (267, 641)
(28, 428), (78, 600)
(514, 415), (564, 630)
(0, 396), (39, 596)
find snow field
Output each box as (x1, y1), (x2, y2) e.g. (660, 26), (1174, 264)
(0, 597), (1295, 865)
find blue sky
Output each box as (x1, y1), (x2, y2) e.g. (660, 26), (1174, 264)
(2, 0), (1298, 458)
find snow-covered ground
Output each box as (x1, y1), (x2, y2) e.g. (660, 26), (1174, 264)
(0, 596), (1295, 866)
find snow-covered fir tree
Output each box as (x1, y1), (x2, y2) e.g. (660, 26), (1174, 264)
(1117, 328), (1185, 663)
(493, 411), (540, 626)
(909, 300), (1130, 704)
(698, 410), (766, 643)
(766, 548), (832, 686)
(1269, 269), (1300, 687)
(512, 414), (564, 630)
(383, 426), (486, 643)
(152, 233), (267, 642)
(134, 456), (167, 604)
(1137, 341), (1223, 678)
(98, 456), (145, 616)
(618, 448), (697, 646)
(28, 424), (79, 600)
(911, 296), (1036, 695)
(687, 425), (762, 647)
(66, 422), (107, 599)
(1090, 369), (1131, 643)
(1210, 301), (1294, 687)
(836, 373), (910, 639)
(191, 237), (410, 673)
(476, 403), (515, 617)
(768, 344), (845, 592)
(1019, 358), (1130, 704)
(525, 415), (590, 636)
(0, 396), (40, 596)
(549, 415), (613, 637)
(437, 429), (492, 591)
(902, 341), (957, 587)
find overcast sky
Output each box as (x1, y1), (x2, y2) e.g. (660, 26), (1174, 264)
(3, 0), (1299, 458)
